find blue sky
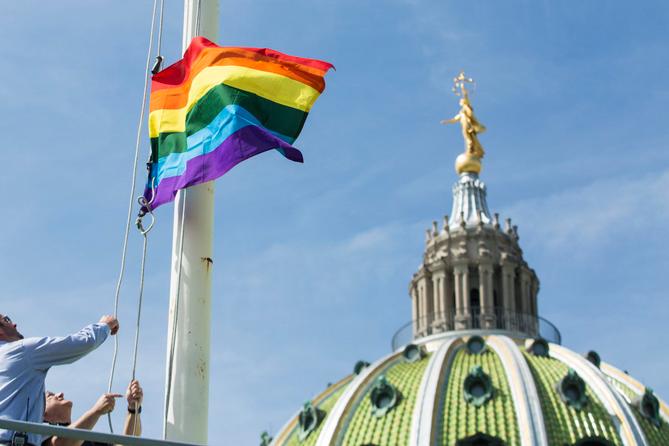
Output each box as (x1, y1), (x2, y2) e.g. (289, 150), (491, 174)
(1, 0), (668, 443)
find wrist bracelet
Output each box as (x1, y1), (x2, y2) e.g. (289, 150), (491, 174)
(127, 405), (142, 414)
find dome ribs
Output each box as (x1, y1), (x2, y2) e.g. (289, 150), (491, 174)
(338, 354), (431, 445)
(601, 363), (669, 424)
(487, 335), (549, 446)
(410, 337), (462, 446)
(276, 375), (353, 446)
(550, 343), (649, 446)
(601, 370), (669, 445)
(438, 344), (519, 445)
(522, 351), (623, 445)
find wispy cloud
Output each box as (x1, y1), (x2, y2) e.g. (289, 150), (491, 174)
(503, 169), (669, 255)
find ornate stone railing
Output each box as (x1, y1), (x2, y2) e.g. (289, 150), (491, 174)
(391, 307), (561, 351)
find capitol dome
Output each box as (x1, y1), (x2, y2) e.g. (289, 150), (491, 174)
(266, 79), (669, 446)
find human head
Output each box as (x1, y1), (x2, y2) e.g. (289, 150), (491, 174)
(0, 313), (23, 342)
(43, 391), (73, 425)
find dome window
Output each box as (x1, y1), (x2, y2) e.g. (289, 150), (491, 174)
(585, 350), (601, 368)
(456, 432), (505, 445)
(370, 375), (400, 417)
(633, 388), (661, 427)
(463, 365), (494, 406)
(260, 431), (272, 446)
(585, 350), (602, 368)
(466, 335), (486, 355)
(353, 360), (370, 375)
(528, 338), (549, 357)
(402, 343), (426, 363)
(556, 369), (588, 410)
(297, 401), (324, 441)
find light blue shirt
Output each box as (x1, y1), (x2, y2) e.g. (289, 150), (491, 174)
(0, 323), (110, 445)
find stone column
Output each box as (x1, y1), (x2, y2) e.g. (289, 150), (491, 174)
(418, 282), (426, 336)
(479, 263), (496, 329)
(410, 285), (419, 337)
(418, 274), (433, 336)
(453, 264), (469, 329)
(425, 276), (434, 326)
(444, 267), (454, 329)
(530, 277), (540, 336)
(501, 262), (517, 331)
(462, 267), (470, 320)
(519, 268), (531, 315)
(518, 268), (531, 335)
(432, 270), (446, 331)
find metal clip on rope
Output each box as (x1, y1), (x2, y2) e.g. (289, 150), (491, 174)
(136, 197), (156, 235)
(151, 56), (164, 75)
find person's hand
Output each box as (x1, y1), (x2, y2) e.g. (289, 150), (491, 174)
(91, 393), (122, 416)
(126, 380), (144, 409)
(99, 315), (119, 335)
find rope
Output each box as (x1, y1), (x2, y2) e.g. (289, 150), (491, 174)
(127, 207), (155, 437)
(107, 0), (160, 433)
(157, 0), (166, 56)
(151, 0), (167, 75)
(131, 210), (155, 381)
(162, 190), (188, 440)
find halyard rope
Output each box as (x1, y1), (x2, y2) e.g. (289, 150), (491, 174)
(128, 205), (155, 436)
(107, 0), (165, 433)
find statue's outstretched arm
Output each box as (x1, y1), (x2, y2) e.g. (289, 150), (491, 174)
(440, 113), (460, 125)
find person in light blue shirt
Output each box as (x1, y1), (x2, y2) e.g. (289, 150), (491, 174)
(0, 313), (119, 446)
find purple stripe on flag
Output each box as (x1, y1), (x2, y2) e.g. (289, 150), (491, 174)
(143, 125), (303, 210)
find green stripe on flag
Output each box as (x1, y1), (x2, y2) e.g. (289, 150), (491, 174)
(152, 83), (308, 160)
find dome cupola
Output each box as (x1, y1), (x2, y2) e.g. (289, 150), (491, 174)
(407, 72), (544, 345)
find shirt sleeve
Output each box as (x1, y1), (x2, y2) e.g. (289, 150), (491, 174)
(25, 323), (111, 371)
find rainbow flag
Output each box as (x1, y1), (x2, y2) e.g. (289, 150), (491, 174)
(144, 37), (333, 210)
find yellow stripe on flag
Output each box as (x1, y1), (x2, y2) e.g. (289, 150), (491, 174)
(149, 65), (320, 137)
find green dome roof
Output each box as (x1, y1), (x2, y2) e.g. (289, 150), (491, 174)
(269, 333), (669, 446)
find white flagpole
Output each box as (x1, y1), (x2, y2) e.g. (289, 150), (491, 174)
(164, 0), (219, 443)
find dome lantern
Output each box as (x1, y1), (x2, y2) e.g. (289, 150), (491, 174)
(406, 76), (549, 345)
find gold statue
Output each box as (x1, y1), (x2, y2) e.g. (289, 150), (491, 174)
(441, 72), (486, 174)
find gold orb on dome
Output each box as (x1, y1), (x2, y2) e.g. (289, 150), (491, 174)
(455, 152), (481, 174)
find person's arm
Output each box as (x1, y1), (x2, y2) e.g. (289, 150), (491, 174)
(26, 316), (118, 370)
(45, 393), (121, 446)
(122, 380), (143, 437)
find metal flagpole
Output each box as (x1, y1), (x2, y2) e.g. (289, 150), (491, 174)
(163, 0), (219, 443)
